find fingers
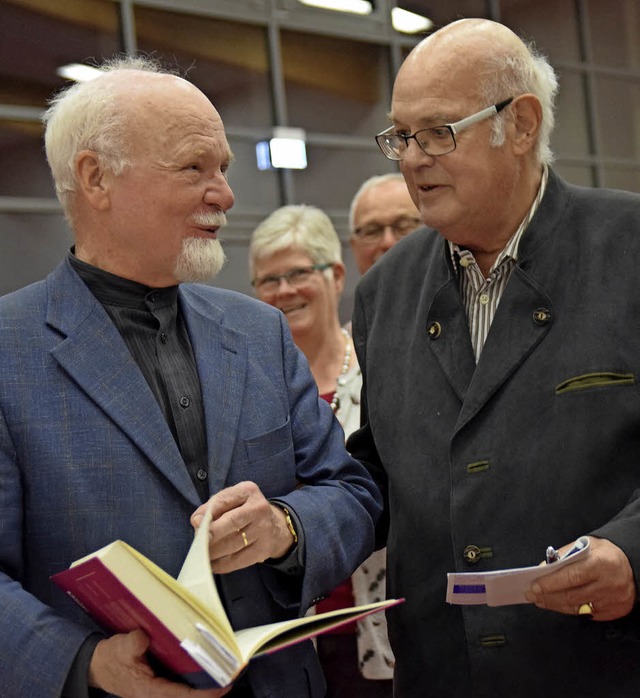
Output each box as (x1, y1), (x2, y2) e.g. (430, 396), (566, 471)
(190, 482), (277, 571)
(89, 630), (232, 697)
(191, 482), (256, 529)
(526, 537), (636, 621)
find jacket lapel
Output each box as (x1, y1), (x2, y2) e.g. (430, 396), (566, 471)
(46, 262), (200, 505)
(180, 286), (247, 494)
(455, 266), (553, 432)
(425, 277), (476, 402)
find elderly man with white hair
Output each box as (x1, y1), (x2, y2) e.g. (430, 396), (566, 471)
(0, 57), (381, 698)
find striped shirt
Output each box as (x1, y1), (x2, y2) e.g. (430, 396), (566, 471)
(449, 166), (548, 362)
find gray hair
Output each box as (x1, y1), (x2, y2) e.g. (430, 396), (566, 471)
(249, 205), (342, 278)
(479, 43), (558, 165)
(42, 55), (168, 219)
(348, 172), (406, 233)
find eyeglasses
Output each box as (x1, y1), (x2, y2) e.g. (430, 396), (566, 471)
(375, 97), (514, 161)
(252, 262), (333, 294)
(353, 216), (422, 245)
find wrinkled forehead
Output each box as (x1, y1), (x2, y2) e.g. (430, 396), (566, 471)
(116, 72), (230, 158)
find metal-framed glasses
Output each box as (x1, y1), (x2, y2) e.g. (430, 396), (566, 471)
(375, 97), (514, 161)
(252, 262), (333, 294)
(353, 216), (422, 245)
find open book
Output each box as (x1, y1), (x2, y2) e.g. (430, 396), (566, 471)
(52, 504), (401, 688)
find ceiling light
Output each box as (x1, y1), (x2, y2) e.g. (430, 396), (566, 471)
(298, 0), (372, 15)
(256, 127), (308, 170)
(392, 7), (433, 33)
(56, 63), (104, 82)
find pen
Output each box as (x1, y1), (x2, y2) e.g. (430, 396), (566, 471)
(545, 545), (560, 564)
(560, 537), (588, 560)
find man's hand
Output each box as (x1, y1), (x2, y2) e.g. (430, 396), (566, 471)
(191, 481), (297, 573)
(525, 537), (636, 620)
(89, 629), (232, 697)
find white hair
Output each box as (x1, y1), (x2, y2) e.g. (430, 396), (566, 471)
(479, 43), (559, 165)
(249, 205), (342, 280)
(348, 172), (406, 233)
(42, 55), (168, 220)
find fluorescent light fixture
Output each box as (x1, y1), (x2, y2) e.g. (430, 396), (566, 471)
(391, 7), (433, 33)
(256, 127), (308, 170)
(56, 63), (104, 82)
(298, 0), (372, 15)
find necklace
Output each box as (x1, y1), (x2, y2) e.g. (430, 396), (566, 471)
(330, 328), (352, 414)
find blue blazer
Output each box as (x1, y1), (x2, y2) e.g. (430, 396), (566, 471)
(0, 258), (381, 697)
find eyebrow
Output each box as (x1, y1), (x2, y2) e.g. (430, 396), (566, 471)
(386, 111), (460, 130)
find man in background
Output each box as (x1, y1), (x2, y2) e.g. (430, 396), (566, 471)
(349, 173), (421, 275)
(348, 17), (640, 697)
(0, 57), (381, 698)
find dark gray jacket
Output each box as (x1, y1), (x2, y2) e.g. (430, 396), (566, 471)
(349, 169), (640, 697)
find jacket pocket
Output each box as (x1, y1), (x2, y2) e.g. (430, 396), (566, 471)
(555, 372), (635, 395)
(243, 417), (293, 463)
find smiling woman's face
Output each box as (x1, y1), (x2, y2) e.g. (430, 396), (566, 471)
(252, 247), (341, 341)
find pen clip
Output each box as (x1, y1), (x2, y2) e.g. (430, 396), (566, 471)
(545, 545), (560, 564)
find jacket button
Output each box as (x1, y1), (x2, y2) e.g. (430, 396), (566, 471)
(427, 321), (442, 339)
(463, 544), (482, 564)
(533, 308), (551, 325)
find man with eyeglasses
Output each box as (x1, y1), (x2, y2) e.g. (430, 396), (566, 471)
(348, 17), (640, 698)
(349, 173), (422, 275)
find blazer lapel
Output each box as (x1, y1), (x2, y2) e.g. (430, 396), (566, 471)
(180, 287), (247, 494)
(46, 262), (200, 505)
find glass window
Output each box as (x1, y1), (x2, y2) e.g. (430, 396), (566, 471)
(0, 0), (120, 110)
(396, 1), (488, 31)
(134, 7), (272, 129)
(293, 145), (399, 210)
(281, 30), (392, 137)
(0, 120), (54, 197)
(602, 166), (640, 193)
(587, 0), (640, 69)
(500, 0), (581, 63)
(0, 0), (120, 197)
(594, 76), (640, 160)
(0, 212), (72, 295)
(554, 163), (595, 188)
(226, 138), (281, 213)
(552, 71), (590, 160)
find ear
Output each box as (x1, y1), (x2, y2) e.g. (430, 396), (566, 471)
(75, 150), (111, 211)
(510, 94), (542, 157)
(332, 261), (346, 295)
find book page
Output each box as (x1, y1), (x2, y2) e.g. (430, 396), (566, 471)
(176, 501), (235, 641)
(232, 599), (402, 661)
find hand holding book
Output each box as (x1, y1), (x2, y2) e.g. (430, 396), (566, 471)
(53, 501), (402, 688)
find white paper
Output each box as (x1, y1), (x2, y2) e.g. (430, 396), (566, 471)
(446, 536), (591, 606)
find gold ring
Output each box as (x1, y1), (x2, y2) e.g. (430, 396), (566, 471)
(578, 602), (594, 616)
(240, 530), (249, 548)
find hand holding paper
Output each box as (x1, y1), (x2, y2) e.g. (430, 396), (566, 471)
(446, 536), (590, 606)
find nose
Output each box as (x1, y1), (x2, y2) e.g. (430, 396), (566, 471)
(379, 227), (397, 251)
(402, 139), (436, 168)
(204, 174), (235, 211)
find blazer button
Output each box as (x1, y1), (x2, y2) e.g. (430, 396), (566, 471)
(463, 544), (482, 564)
(427, 321), (442, 339)
(532, 308), (551, 325)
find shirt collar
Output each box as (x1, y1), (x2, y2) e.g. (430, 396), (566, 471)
(68, 250), (179, 311)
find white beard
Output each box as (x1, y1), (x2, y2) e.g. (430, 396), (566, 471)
(174, 236), (226, 282)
